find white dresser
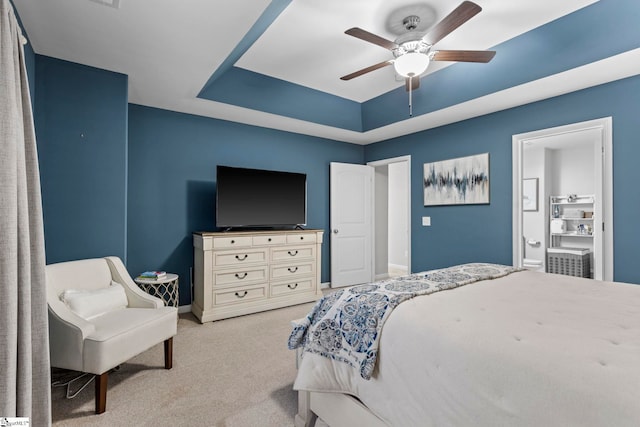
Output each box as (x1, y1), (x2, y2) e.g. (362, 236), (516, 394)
(192, 229), (323, 323)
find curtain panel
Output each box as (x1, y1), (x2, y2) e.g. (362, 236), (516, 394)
(0, 0), (51, 425)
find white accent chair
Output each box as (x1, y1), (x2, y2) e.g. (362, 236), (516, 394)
(45, 256), (177, 414)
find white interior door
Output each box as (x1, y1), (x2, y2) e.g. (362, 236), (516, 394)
(330, 162), (374, 288)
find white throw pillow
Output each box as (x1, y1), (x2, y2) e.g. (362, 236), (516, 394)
(60, 281), (128, 320)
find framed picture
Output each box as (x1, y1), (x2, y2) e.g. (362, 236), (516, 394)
(522, 178), (538, 211)
(423, 153), (490, 206)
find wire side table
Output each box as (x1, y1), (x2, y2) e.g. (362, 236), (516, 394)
(134, 273), (179, 307)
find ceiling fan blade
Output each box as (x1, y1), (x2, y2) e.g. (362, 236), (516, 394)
(340, 60), (393, 81)
(432, 50), (496, 63)
(423, 1), (482, 46)
(345, 27), (398, 51)
(405, 76), (420, 92)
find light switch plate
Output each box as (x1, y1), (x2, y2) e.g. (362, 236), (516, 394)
(422, 216), (431, 226)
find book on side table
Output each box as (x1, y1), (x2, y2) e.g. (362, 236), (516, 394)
(136, 271), (167, 281)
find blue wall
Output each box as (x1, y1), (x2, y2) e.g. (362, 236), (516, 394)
(127, 105), (363, 304)
(34, 56), (129, 264)
(365, 75), (640, 285)
(24, 3), (638, 302)
(30, 53), (363, 304)
(30, 56), (640, 307)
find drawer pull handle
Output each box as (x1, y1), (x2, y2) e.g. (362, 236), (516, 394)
(235, 272), (248, 279)
(288, 283), (298, 290)
(288, 250), (298, 256)
(231, 240), (235, 244)
(235, 291), (248, 298)
(235, 254), (248, 261)
(300, 236), (304, 240)
(288, 267), (298, 273)
(268, 238), (272, 242)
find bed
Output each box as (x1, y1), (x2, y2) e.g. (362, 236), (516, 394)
(289, 263), (640, 427)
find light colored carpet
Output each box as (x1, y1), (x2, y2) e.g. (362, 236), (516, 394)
(51, 302), (315, 427)
(388, 265), (408, 277)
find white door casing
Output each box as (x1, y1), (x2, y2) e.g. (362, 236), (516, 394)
(512, 117), (613, 281)
(330, 162), (374, 288)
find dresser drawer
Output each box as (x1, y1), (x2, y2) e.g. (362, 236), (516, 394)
(214, 266), (268, 287)
(271, 278), (315, 297)
(213, 249), (267, 267)
(212, 236), (252, 249)
(253, 234), (287, 246)
(271, 261), (314, 280)
(271, 245), (315, 262)
(214, 285), (266, 305)
(286, 233), (316, 244)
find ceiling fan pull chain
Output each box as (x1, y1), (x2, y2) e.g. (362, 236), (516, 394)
(409, 76), (413, 117)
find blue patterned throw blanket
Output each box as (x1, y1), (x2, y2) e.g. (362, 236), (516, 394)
(288, 263), (520, 380)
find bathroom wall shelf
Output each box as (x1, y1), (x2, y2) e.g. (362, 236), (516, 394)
(560, 217), (594, 220)
(550, 195), (595, 237)
(548, 194), (595, 278)
(550, 232), (593, 237)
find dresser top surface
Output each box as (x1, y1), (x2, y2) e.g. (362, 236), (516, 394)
(194, 229), (323, 237)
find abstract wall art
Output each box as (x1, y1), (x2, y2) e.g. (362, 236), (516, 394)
(423, 153), (490, 206)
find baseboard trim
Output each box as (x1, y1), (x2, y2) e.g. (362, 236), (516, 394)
(320, 282), (330, 289)
(178, 304), (192, 314)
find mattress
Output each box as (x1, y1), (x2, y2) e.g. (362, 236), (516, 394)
(294, 270), (640, 426)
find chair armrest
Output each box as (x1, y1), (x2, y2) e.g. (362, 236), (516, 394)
(48, 300), (96, 371)
(105, 256), (163, 309)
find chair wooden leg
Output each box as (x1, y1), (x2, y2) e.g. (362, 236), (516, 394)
(95, 372), (108, 414)
(164, 337), (173, 369)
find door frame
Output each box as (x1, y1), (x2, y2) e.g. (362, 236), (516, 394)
(512, 117), (613, 280)
(368, 155), (412, 278)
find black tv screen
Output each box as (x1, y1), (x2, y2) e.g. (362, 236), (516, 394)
(216, 166), (307, 229)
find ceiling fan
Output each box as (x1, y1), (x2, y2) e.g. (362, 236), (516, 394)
(340, 1), (496, 95)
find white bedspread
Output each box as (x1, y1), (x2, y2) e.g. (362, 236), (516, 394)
(294, 270), (640, 426)
(289, 263), (519, 380)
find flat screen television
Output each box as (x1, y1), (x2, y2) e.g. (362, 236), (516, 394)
(216, 165), (307, 229)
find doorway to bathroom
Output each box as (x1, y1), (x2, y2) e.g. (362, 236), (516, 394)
(512, 118), (613, 281)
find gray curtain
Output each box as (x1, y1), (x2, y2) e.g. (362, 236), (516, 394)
(0, 1), (51, 425)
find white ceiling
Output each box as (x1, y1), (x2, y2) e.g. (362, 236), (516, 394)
(237, 0), (597, 102)
(14, 0), (638, 145)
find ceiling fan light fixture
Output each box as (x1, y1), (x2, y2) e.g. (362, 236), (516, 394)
(393, 52), (430, 77)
